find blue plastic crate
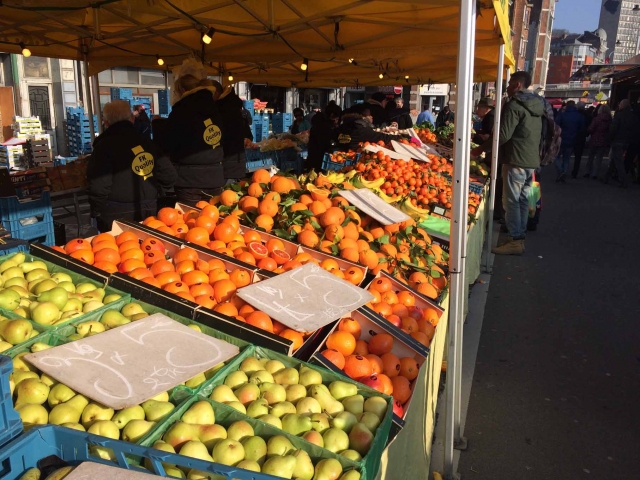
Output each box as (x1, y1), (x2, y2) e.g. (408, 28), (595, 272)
(469, 182), (484, 195)
(321, 152), (357, 172)
(0, 192), (52, 224)
(243, 100), (255, 111)
(2, 219), (55, 246)
(244, 149), (262, 162)
(110, 87), (132, 99)
(0, 356), (23, 449)
(275, 148), (302, 173)
(0, 239), (28, 256)
(0, 425), (282, 480)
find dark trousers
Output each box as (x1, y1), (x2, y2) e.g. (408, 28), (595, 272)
(571, 139), (586, 177)
(624, 143), (639, 177)
(175, 187), (223, 207)
(494, 172), (504, 220)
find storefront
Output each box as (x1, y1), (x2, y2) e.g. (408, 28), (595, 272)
(419, 83), (450, 114)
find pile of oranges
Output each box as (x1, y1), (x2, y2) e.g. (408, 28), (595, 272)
(318, 318), (420, 413)
(413, 127), (437, 144)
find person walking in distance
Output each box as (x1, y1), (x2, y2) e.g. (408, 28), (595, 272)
(491, 71), (544, 256)
(584, 104), (612, 179)
(554, 100), (585, 182)
(603, 99), (640, 187)
(570, 102), (589, 178)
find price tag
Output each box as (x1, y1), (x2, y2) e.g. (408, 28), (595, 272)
(25, 314), (239, 409)
(66, 463), (165, 480)
(237, 263), (374, 333)
(338, 188), (410, 226)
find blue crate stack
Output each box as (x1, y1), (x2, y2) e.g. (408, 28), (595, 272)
(0, 192), (55, 246)
(275, 148), (303, 174)
(158, 89), (171, 115)
(110, 87), (132, 104)
(252, 114), (270, 142)
(272, 113), (293, 134)
(132, 96), (152, 112)
(243, 100), (255, 112)
(65, 107), (97, 157)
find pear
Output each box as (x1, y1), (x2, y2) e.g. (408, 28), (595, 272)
(81, 300), (103, 313)
(112, 405), (145, 429)
(61, 298), (83, 312)
(342, 395), (364, 416)
(248, 370), (274, 385)
(61, 422), (86, 432)
(357, 412), (380, 434)
(99, 310), (130, 329)
(286, 384), (308, 404)
(262, 454), (297, 479)
(270, 401), (297, 418)
(186, 469), (217, 479)
(239, 357), (263, 374)
(348, 423), (373, 455)
(212, 439), (245, 466)
(50, 272), (72, 283)
(331, 411), (358, 434)
(162, 422), (198, 450)
(260, 383), (287, 404)
(303, 430), (324, 448)
(309, 385), (344, 416)
(181, 400), (214, 425)
(340, 450), (362, 462)
(187, 324), (202, 332)
(241, 436), (267, 466)
(122, 419), (156, 442)
(257, 414), (282, 429)
(0, 341), (13, 352)
(210, 385), (238, 404)
(296, 397), (322, 416)
(363, 396), (387, 420)
(13, 353), (37, 372)
(322, 428), (349, 453)
(179, 440), (213, 462)
(226, 420), (254, 442)
(151, 391), (170, 402)
(48, 383), (76, 407)
(25, 268), (50, 283)
(39, 373), (57, 387)
(233, 383), (260, 406)
(204, 363), (225, 379)
(0, 289), (21, 310)
(3, 277), (28, 289)
(225, 401), (246, 414)
(30, 342), (52, 352)
(299, 366), (323, 387)
(56, 281), (76, 293)
(11, 371), (39, 392)
(17, 404), (48, 429)
(5, 285), (30, 298)
(246, 398), (269, 418)
(75, 282), (97, 294)
(0, 259), (18, 274)
(197, 423), (227, 449)
(103, 293), (122, 304)
(273, 367), (299, 385)
(310, 413), (331, 433)
(81, 402), (115, 428)
(12, 308), (29, 320)
(339, 470), (361, 480)
(266, 435), (295, 457)
(88, 420), (120, 439)
(32, 279), (57, 294)
(31, 302), (60, 326)
(76, 321), (105, 336)
(293, 449), (315, 480)
(282, 413), (313, 436)
(38, 287), (68, 310)
(236, 460), (261, 472)
(21, 260), (47, 273)
(120, 302), (146, 317)
(15, 378), (50, 407)
(329, 381), (358, 401)
(185, 373), (206, 389)
(264, 359), (286, 374)
(67, 333), (83, 341)
(141, 400), (175, 422)
(49, 403), (83, 425)
(65, 394), (90, 413)
(0, 318), (32, 344)
(224, 370), (248, 388)
(313, 458), (343, 480)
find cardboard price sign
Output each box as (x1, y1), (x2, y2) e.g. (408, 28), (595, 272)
(338, 188), (410, 226)
(66, 463), (165, 480)
(237, 263), (374, 333)
(25, 314), (239, 409)
(391, 140), (431, 162)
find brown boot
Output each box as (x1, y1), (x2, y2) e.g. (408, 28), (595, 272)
(492, 239), (524, 255)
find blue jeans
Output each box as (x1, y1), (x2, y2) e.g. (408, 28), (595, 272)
(555, 146), (573, 175)
(502, 164), (534, 240)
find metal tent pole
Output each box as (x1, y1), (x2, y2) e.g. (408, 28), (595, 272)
(444, 0), (475, 477)
(483, 44), (505, 273)
(92, 75), (103, 134)
(82, 54), (96, 142)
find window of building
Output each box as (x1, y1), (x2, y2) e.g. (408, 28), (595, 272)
(98, 70), (112, 84)
(140, 69), (165, 86)
(112, 67), (138, 84)
(23, 57), (50, 78)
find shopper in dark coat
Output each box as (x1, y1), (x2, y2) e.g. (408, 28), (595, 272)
(435, 105), (454, 128)
(88, 100), (177, 232)
(603, 99), (640, 187)
(133, 105), (151, 138)
(307, 104), (342, 171)
(584, 104), (612, 179)
(570, 102), (590, 178)
(166, 75), (225, 206)
(554, 101), (585, 182)
(387, 97), (413, 130)
(336, 111), (395, 152)
(350, 92), (389, 128)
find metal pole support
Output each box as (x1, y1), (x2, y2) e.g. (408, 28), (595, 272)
(82, 52), (96, 142)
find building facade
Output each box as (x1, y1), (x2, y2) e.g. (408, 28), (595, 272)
(598, 0), (640, 63)
(510, 0), (534, 71)
(547, 31), (606, 84)
(526, 0), (557, 89)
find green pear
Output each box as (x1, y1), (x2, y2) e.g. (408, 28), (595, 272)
(57, 312), (81, 323)
(227, 420), (254, 442)
(122, 419), (156, 442)
(266, 435), (295, 457)
(186, 469), (218, 479)
(241, 436), (267, 466)
(260, 383), (287, 404)
(145, 440), (176, 470)
(3, 277), (28, 289)
(236, 460), (261, 473)
(257, 414), (282, 429)
(313, 458), (343, 480)
(30, 342), (53, 353)
(322, 428), (349, 453)
(81, 402), (115, 428)
(270, 401), (296, 418)
(185, 373), (206, 389)
(67, 333), (83, 341)
(56, 281), (76, 293)
(339, 470), (361, 480)
(11, 371), (39, 389)
(285, 384), (307, 404)
(31, 302), (60, 325)
(303, 430), (324, 447)
(181, 400), (214, 425)
(212, 439), (245, 466)
(112, 405), (145, 429)
(103, 294), (122, 304)
(62, 298), (83, 312)
(15, 378), (50, 407)
(88, 420), (120, 439)
(65, 394), (90, 412)
(331, 411), (358, 434)
(293, 449), (315, 480)
(0, 289), (21, 310)
(0, 341), (12, 353)
(0, 259), (18, 274)
(61, 422), (86, 431)
(82, 288), (105, 303)
(75, 282), (97, 294)
(264, 359), (286, 374)
(299, 366), (323, 387)
(246, 398), (269, 418)
(273, 368), (299, 385)
(5, 285), (30, 298)
(51, 272), (72, 284)
(76, 321), (105, 336)
(196, 424), (228, 450)
(17, 403), (48, 429)
(233, 383), (260, 406)
(12, 253), (26, 265)
(82, 300), (104, 313)
(48, 402), (83, 425)
(342, 395), (364, 416)
(39, 372), (57, 387)
(224, 370), (248, 388)
(141, 400), (175, 422)
(0, 318), (32, 344)
(13, 353), (37, 372)
(38, 287), (68, 310)
(21, 260), (47, 273)
(120, 302), (146, 317)
(225, 401), (246, 414)
(356, 412), (380, 434)
(2, 266), (25, 280)
(210, 385), (238, 404)
(31, 279), (56, 294)
(309, 385), (344, 416)
(348, 422), (373, 455)
(310, 413), (331, 433)
(262, 454), (297, 479)
(282, 413), (312, 436)
(329, 381), (358, 401)
(296, 397), (322, 416)
(180, 440), (213, 462)
(130, 312), (149, 321)
(340, 450), (362, 462)
(363, 396), (387, 420)
(12, 307), (29, 320)
(48, 383), (76, 407)
(187, 324), (202, 332)
(25, 269), (50, 283)
(248, 370), (274, 385)
(162, 422), (198, 450)
(239, 357), (263, 374)
(204, 363), (225, 379)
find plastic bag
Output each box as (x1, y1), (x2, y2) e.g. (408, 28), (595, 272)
(528, 180), (541, 218)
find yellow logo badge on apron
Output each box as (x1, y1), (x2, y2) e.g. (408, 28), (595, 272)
(131, 145), (154, 180)
(203, 118), (222, 148)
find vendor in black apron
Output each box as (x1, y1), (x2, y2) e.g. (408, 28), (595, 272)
(88, 100), (177, 233)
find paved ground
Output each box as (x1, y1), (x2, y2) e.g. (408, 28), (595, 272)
(458, 167), (640, 479)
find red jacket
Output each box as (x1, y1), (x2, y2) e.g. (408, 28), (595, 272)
(588, 112), (612, 148)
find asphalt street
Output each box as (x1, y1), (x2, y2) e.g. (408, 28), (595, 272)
(458, 167), (640, 479)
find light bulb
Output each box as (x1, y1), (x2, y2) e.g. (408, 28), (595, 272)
(19, 43), (31, 57)
(157, 56), (164, 66)
(349, 58), (354, 63)
(301, 58), (308, 71)
(405, 75), (409, 79)
(379, 73), (384, 79)
(202, 27), (214, 45)
(228, 74), (234, 82)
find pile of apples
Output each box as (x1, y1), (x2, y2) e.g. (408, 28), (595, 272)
(0, 253), (119, 332)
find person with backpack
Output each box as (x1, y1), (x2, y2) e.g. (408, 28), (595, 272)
(554, 100), (586, 183)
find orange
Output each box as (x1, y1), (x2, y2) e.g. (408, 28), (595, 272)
(210, 223), (234, 244)
(243, 230), (262, 244)
(222, 214), (240, 231)
(365, 355), (384, 375)
(164, 281), (190, 294)
(279, 329), (304, 351)
(185, 227), (210, 246)
(239, 196), (259, 213)
(65, 238), (92, 254)
(120, 248), (144, 263)
(195, 216), (216, 235)
(401, 316), (419, 334)
(252, 169), (271, 184)
(93, 261), (118, 273)
(380, 291), (398, 305)
(358, 249), (379, 269)
(319, 207), (345, 228)
(282, 260), (302, 271)
(342, 222), (359, 241)
(195, 295), (216, 309)
(220, 190), (238, 206)
(175, 260), (196, 276)
(354, 339), (369, 356)
(422, 307), (440, 327)
(245, 311), (274, 332)
(308, 201), (326, 216)
(143, 251), (164, 266)
(343, 355), (372, 379)
(408, 271), (428, 286)
(141, 237), (165, 254)
(142, 277), (162, 288)
(318, 240), (334, 254)
(195, 200), (209, 209)
(230, 269), (251, 288)
(372, 302), (392, 317)
(247, 182), (263, 198)
(290, 202), (307, 212)
(236, 251), (257, 265)
(238, 304), (255, 317)
(157, 225), (176, 237)
(209, 268), (230, 283)
(299, 194), (313, 206)
(175, 291), (196, 302)
(416, 282), (438, 299)
(297, 230), (319, 248)
(391, 376), (411, 403)
(325, 331), (356, 357)
(91, 233), (116, 246)
(146, 219), (166, 230)
(391, 303), (409, 318)
(397, 291), (416, 307)
(399, 357), (420, 381)
(340, 247), (359, 263)
(119, 258), (146, 274)
(142, 216), (157, 226)
(258, 199), (279, 217)
(116, 231), (140, 247)
(338, 317), (361, 340)
(320, 258), (340, 272)
(381, 352), (401, 378)
(418, 319), (436, 340)
(157, 207), (180, 226)
(156, 271), (181, 286)
(294, 252), (315, 264)
(248, 242), (268, 260)
(265, 239), (285, 253)
(190, 283), (214, 297)
(255, 215), (274, 232)
(368, 333), (394, 355)
(174, 247), (199, 264)
(118, 240), (140, 254)
(92, 241), (118, 254)
(324, 224), (343, 243)
(411, 331), (431, 347)
(338, 238), (357, 251)
(271, 176), (293, 194)
(206, 258), (226, 271)
(214, 303), (240, 317)
(70, 249), (94, 264)
(263, 192), (281, 203)
(344, 267), (364, 285)
(129, 268), (153, 281)
(369, 277), (393, 293)
(321, 349), (346, 370)
(377, 373), (394, 395)
(200, 205), (220, 222)
(256, 257), (276, 271)
(94, 248), (120, 265)
(270, 249), (290, 265)
(182, 270), (209, 286)
(212, 279), (237, 303)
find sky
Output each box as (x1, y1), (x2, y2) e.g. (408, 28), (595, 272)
(553, 0), (601, 33)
